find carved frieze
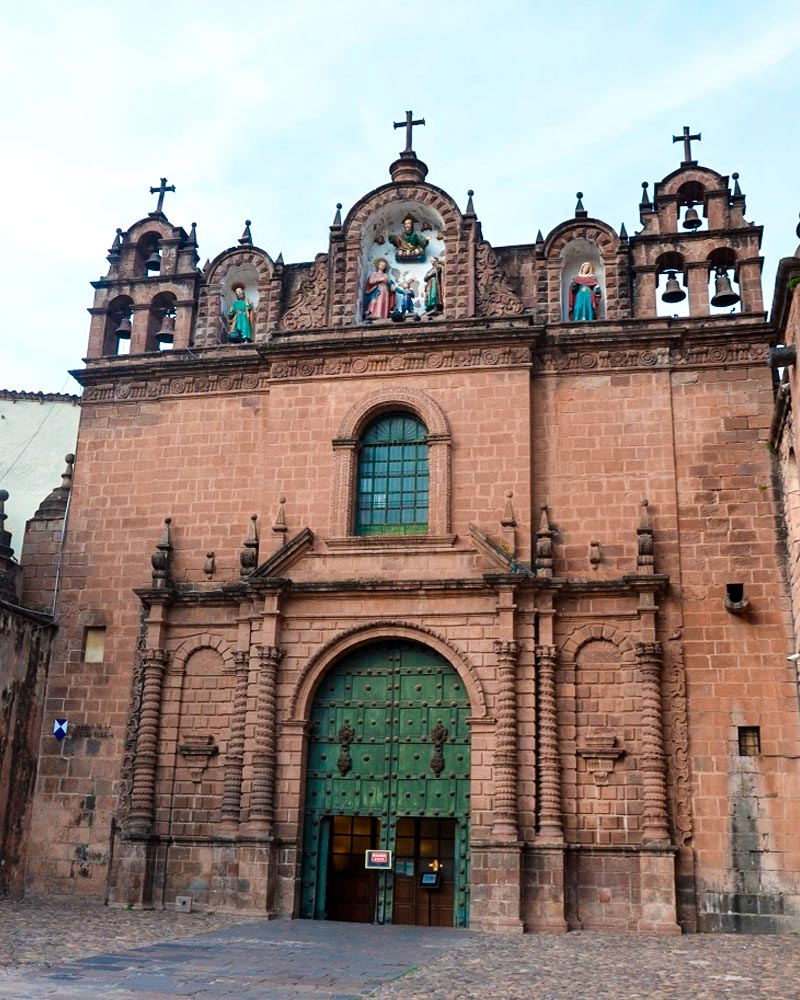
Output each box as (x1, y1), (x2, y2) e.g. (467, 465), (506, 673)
(475, 241), (524, 317)
(534, 341), (768, 374)
(281, 253), (329, 330)
(270, 345), (529, 381)
(83, 371), (268, 403)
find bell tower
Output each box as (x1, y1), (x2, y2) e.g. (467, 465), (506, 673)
(86, 178), (201, 358)
(630, 128), (763, 318)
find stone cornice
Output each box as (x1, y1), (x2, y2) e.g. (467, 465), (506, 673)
(770, 255), (800, 334)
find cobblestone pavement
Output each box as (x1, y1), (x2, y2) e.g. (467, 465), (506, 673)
(0, 898), (799, 999)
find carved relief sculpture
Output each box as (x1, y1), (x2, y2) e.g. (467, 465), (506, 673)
(364, 258), (395, 321)
(227, 284), (255, 342)
(281, 253), (329, 331)
(569, 262), (602, 321)
(424, 256), (443, 313)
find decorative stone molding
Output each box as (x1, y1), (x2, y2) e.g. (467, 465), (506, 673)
(289, 619), (487, 721)
(82, 370), (269, 404)
(117, 654), (146, 825)
(127, 648), (170, 834)
(178, 734), (218, 785)
(270, 345), (529, 381)
(664, 643), (694, 846)
(221, 650), (249, 827)
(533, 341), (768, 376)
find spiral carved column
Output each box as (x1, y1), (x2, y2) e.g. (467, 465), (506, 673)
(535, 644), (563, 841)
(128, 648), (169, 835)
(221, 650), (249, 828)
(492, 639), (520, 840)
(249, 644), (283, 830)
(636, 641), (671, 843)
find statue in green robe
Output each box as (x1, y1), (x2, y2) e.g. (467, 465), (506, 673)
(227, 285), (255, 342)
(388, 214), (428, 262)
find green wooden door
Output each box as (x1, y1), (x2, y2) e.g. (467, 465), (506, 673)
(300, 641), (471, 926)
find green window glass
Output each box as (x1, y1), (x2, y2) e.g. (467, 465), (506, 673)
(355, 413), (428, 535)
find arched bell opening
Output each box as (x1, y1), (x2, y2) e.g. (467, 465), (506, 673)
(654, 252), (689, 318)
(147, 292), (177, 351)
(676, 181), (707, 233)
(136, 232), (162, 277)
(707, 247), (741, 314)
(104, 295), (134, 356)
(561, 238), (605, 322)
(298, 639), (471, 927)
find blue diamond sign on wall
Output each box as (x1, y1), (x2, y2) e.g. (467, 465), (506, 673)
(53, 719), (68, 741)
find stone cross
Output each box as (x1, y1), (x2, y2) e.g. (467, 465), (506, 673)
(672, 126), (701, 165)
(149, 177), (176, 214)
(393, 110), (425, 154)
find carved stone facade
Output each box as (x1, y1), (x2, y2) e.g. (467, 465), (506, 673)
(16, 136), (800, 935)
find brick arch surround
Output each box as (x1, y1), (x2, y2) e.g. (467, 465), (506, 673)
(288, 620), (488, 721)
(195, 247), (276, 346)
(560, 622), (636, 664)
(330, 387), (452, 537)
(543, 220), (627, 324)
(330, 181), (476, 324)
(168, 634), (237, 675)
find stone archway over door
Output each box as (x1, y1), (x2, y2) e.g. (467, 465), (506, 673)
(299, 641), (471, 926)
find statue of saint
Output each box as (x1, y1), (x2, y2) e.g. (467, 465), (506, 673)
(227, 285), (255, 342)
(424, 257), (443, 313)
(394, 280), (416, 317)
(388, 214), (429, 262)
(364, 258), (395, 320)
(568, 262), (602, 321)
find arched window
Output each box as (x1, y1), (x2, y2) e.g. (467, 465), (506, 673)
(355, 413), (428, 535)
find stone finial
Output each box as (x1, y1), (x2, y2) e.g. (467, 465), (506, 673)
(240, 514), (259, 578)
(575, 191), (587, 218)
(187, 222), (198, 246)
(465, 189), (476, 217)
(107, 228), (124, 263)
(239, 220), (253, 246)
(275, 251), (284, 266)
(589, 539), (601, 569)
(272, 496), (288, 551)
(637, 499), (655, 573)
(535, 504), (553, 578)
(535, 229), (544, 247)
(500, 490), (516, 554)
(151, 517), (173, 588)
(619, 222), (628, 241)
(204, 551), (215, 581)
(331, 203), (342, 228)
(731, 172), (743, 198)
(640, 181), (651, 210)
(32, 453), (75, 520)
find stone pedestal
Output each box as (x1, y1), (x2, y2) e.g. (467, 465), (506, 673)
(470, 841), (524, 933)
(523, 844), (567, 932)
(638, 849), (681, 933)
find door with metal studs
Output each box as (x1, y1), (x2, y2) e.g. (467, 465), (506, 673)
(300, 641), (471, 926)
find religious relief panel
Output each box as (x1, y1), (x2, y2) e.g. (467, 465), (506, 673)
(360, 202), (446, 323)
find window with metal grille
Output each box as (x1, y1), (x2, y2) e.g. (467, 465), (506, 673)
(355, 412), (428, 535)
(738, 726), (761, 756)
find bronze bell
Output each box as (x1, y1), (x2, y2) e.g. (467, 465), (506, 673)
(144, 250), (162, 272)
(682, 206), (702, 230)
(114, 316), (132, 338)
(661, 270), (687, 303)
(710, 269), (740, 308)
(156, 314), (175, 348)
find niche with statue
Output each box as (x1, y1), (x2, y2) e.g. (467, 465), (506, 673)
(561, 238), (604, 322)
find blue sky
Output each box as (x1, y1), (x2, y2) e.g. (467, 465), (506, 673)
(2, 0), (799, 393)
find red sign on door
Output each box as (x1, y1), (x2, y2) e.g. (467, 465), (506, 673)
(365, 849), (393, 869)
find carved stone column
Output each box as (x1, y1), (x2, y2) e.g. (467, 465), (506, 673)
(221, 650), (249, 829)
(492, 639), (520, 840)
(249, 644), (283, 831)
(636, 641), (671, 843)
(128, 648), (169, 835)
(535, 644), (563, 841)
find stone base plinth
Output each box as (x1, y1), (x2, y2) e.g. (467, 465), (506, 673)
(469, 841), (524, 933)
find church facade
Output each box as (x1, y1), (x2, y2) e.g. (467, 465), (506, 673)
(18, 124), (800, 933)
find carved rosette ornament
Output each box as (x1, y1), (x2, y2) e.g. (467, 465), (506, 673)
(475, 241), (523, 317)
(281, 253), (329, 331)
(127, 648), (169, 834)
(249, 645), (284, 830)
(635, 641), (671, 843)
(492, 639), (521, 839)
(535, 644), (563, 841)
(221, 650), (249, 827)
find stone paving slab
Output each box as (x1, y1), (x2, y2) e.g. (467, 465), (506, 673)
(1, 898), (799, 999)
